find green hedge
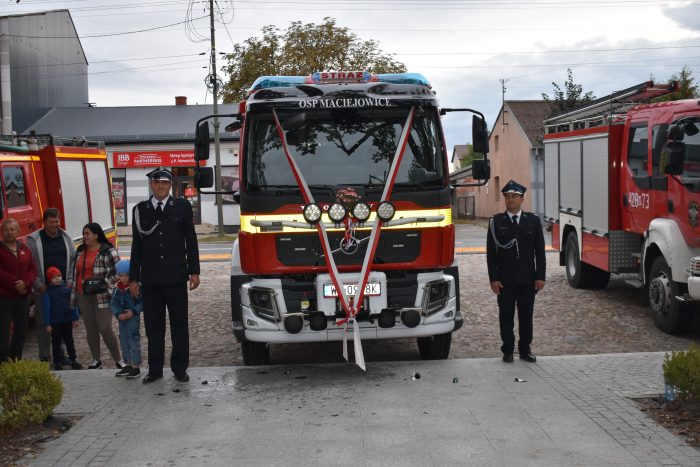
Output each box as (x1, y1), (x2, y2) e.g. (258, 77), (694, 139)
(663, 344), (700, 401)
(0, 360), (63, 433)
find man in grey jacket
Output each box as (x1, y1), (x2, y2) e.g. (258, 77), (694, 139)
(26, 208), (77, 362)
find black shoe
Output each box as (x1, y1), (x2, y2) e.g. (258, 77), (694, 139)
(70, 360), (83, 370)
(519, 353), (537, 363)
(142, 373), (163, 384)
(60, 355), (71, 366)
(53, 363), (63, 371)
(126, 367), (141, 379)
(115, 366), (132, 377)
(502, 353), (514, 363)
(87, 359), (102, 369)
(174, 372), (189, 382)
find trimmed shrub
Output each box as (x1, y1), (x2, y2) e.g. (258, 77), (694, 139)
(663, 344), (700, 401)
(0, 360), (63, 433)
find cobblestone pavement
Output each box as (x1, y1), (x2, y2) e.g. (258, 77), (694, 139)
(21, 252), (700, 368)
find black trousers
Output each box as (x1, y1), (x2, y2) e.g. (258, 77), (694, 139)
(0, 296), (30, 363)
(51, 322), (76, 365)
(142, 283), (189, 375)
(497, 283), (536, 355)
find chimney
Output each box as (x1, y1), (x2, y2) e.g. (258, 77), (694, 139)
(175, 96), (187, 106)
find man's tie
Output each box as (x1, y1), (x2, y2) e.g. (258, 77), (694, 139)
(156, 201), (163, 215)
(511, 214), (518, 226)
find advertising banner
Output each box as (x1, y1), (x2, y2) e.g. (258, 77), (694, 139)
(112, 150), (195, 168)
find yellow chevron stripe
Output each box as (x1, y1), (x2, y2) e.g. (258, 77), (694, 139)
(239, 208), (453, 234)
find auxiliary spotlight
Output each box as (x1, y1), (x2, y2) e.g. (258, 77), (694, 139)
(376, 201), (395, 222)
(283, 315), (304, 334)
(352, 202), (371, 223)
(400, 309), (421, 328)
(303, 203), (322, 224)
(328, 203), (347, 223)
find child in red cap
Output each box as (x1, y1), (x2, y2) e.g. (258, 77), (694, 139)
(43, 267), (83, 370)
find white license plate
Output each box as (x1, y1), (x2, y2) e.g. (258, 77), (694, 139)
(323, 282), (381, 298)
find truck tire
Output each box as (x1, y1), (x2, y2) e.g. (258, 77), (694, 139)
(648, 256), (691, 334)
(242, 341), (270, 366)
(564, 234), (610, 289)
(417, 332), (452, 360)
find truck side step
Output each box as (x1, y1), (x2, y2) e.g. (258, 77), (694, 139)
(624, 279), (644, 288)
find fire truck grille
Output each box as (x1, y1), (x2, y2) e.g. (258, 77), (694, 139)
(691, 258), (700, 276)
(275, 230), (422, 266)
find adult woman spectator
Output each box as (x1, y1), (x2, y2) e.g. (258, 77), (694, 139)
(74, 223), (124, 369)
(0, 218), (37, 363)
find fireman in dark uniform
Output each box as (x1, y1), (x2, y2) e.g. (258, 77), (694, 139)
(129, 167), (200, 383)
(486, 180), (545, 363)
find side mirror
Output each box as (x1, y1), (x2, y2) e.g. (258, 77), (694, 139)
(472, 158), (491, 180)
(195, 167), (214, 188)
(225, 120), (242, 133)
(472, 115), (489, 154)
(195, 121), (210, 161)
(662, 141), (685, 176)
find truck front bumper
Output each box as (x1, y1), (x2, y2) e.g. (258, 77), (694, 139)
(234, 270), (462, 343)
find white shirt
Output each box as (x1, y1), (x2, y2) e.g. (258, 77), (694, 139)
(507, 210), (522, 225)
(151, 195), (171, 210)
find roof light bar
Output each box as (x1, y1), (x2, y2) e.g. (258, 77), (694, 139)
(249, 72), (431, 91)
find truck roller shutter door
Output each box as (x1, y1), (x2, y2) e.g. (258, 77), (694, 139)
(582, 137), (609, 233)
(544, 142), (559, 220)
(559, 140), (582, 215)
(85, 161), (112, 230)
(57, 160), (90, 242)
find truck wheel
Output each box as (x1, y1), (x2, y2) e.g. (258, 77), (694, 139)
(565, 234), (586, 288)
(648, 256), (691, 334)
(565, 234), (610, 289)
(417, 332), (452, 360)
(241, 341), (270, 366)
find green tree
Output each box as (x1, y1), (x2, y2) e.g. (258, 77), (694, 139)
(221, 18), (407, 103)
(652, 65), (699, 102)
(541, 68), (596, 118)
(459, 144), (478, 168)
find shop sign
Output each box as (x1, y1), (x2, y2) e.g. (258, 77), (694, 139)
(113, 150), (195, 168)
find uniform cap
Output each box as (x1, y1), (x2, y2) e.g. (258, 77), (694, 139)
(115, 259), (130, 275)
(501, 180), (526, 196)
(147, 166), (172, 181)
(46, 267), (62, 282)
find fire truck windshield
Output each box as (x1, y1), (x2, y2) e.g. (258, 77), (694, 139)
(245, 107), (446, 191)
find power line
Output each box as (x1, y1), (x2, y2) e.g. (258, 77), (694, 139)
(396, 44), (700, 56)
(0, 15), (208, 39)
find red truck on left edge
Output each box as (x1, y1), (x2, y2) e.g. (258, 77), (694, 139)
(0, 136), (117, 245)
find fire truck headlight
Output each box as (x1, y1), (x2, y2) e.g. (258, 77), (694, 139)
(376, 201), (395, 222)
(303, 203), (322, 224)
(328, 203), (347, 223)
(352, 202), (371, 223)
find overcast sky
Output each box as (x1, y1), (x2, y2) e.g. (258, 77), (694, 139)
(4, 0), (699, 151)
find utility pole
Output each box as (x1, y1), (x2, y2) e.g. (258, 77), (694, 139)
(500, 78), (509, 130)
(209, 0), (224, 236)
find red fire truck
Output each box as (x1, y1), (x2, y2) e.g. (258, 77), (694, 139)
(543, 81), (700, 334)
(194, 71), (490, 366)
(0, 136), (117, 244)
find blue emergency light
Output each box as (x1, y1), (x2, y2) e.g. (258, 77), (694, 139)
(249, 71), (430, 91)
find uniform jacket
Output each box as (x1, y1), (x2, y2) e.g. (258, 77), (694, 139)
(73, 242), (119, 308)
(0, 240), (37, 298)
(129, 196), (200, 285)
(486, 211), (546, 286)
(110, 284), (143, 318)
(43, 282), (80, 325)
(26, 228), (77, 290)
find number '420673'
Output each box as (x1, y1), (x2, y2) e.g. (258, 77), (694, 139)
(628, 192), (650, 209)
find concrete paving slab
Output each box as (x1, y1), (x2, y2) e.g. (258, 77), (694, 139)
(26, 352), (699, 466)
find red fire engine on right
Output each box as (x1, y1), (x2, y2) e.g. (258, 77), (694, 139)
(543, 81), (700, 334)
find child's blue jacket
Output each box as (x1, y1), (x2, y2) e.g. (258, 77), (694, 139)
(110, 286), (143, 318)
